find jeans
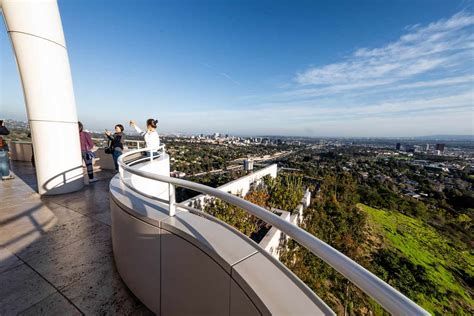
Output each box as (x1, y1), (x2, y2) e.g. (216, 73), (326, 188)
(112, 149), (122, 171)
(0, 150), (11, 178)
(81, 151), (94, 179)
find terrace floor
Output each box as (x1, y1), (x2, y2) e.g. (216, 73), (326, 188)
(0, 162), (152, 315)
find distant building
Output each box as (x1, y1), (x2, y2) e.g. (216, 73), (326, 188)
(396, 143), (401, 150)
(243, 159), (254, 171)
(425, 144), (430, 151)
(436, 144), (446, 152)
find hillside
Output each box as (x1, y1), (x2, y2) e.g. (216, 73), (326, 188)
(358, 204), (474, 315)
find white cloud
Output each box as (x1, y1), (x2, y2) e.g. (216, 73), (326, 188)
(133, 12), (474, 136)
(219, 72), (240, 85)
(296, 11), (474, 87)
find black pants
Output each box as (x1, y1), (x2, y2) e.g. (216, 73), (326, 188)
(81, 151), (94, 179)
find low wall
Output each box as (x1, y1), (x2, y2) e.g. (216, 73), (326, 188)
(259, 209), (293, 259)
(184, 165), (312, 260)
(123, 154), (171, 201)
(184, 164), (277, 208)
(262, 190), (311, 259)
(93, 148), (116, 170)
(110, 175), (333, 315)
(8, 141), (33, 162)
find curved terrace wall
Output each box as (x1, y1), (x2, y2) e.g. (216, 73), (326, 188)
(109, 175), (334, 315)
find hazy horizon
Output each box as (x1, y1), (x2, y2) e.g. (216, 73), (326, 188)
(1, 0), (473, 137)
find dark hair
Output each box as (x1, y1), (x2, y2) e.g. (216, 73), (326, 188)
(146, 118), (158, 129)
(115, 124), (124, 132)
(78, 121), (83, 132)
(0, 120), (4, 126)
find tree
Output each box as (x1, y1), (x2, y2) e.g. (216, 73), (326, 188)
(265, 175), (304, 212)
(204, 198), (259, 237)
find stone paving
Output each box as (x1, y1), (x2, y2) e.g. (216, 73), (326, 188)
(0, 162), (153, 315)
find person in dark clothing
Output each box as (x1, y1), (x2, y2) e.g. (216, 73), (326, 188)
(0, 120), (14, 180)
(79, 122), (98, 183)
(27, 131), (35, 167)
(105, 124), (125, 171)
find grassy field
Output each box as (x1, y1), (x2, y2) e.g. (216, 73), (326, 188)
(358, 203), (474, 315)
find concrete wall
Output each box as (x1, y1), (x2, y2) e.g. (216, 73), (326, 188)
(8, 141), (33, 162)
(257, 190), (312, 260)
(110, 176), (334, 315)
(184, 164), (277, 208)
(218, 164), (277, 196)
(123, 154), (171, 201)
(259, 210), (292, 259)
(184, 165), (312, 261)
(302, 189), (311, 208)
(9, 141), (118, 171)
(93, 148), (116, 170)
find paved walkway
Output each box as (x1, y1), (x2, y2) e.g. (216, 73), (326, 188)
(0, 162), (152, 315)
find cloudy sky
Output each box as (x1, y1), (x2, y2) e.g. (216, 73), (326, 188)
(1, 0), (473, 137)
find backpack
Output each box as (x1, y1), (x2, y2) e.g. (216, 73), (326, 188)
(105, 139), (114, 154)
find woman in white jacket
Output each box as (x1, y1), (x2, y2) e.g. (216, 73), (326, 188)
(130, 118), (160, 156)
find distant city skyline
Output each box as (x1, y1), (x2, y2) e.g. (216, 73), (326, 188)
(1, 0), (473, 137)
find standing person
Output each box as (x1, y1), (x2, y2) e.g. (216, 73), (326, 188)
(78, 122), (98, 183)
(105, 124), (125, 171)
(0, 120), (14, 180)
(129, 118), (160, 156)
(27, 131), (35, 167)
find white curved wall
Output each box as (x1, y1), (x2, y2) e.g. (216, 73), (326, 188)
(110, 176), (335, 315)
(1, 0), (83, 194)
(130, 154), (171, 200)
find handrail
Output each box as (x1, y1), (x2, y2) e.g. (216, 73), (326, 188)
(118, 145), (169, 205)
(91, 137), (146, 149)
(116, 148), (430, 316)
(126, 144), (166, 165)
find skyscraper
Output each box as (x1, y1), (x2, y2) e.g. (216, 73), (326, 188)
(436, 144), (446, 152)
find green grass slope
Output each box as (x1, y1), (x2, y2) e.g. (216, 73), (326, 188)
(358, 203), (473, 315)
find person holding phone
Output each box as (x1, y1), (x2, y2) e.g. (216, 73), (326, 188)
(105, 124), (125, 171)
(129, 118), (160, 156)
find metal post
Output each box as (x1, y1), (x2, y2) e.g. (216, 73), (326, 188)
(168, 183), (176, 216)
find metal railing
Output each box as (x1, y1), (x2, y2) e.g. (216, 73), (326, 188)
(116, 148), (430, 316)
(91, 137), (145, 150)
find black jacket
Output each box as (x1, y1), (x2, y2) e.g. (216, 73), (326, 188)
(106, 132), (124, 151)
(0, 126), (10, 136)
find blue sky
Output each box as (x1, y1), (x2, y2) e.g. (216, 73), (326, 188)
(1, 0), (473, 137)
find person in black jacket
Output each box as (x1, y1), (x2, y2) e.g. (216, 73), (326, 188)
(0, 120), (14, 180)
(105, 124), (125, 171)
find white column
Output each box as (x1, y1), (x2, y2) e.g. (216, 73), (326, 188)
(1, 0), (83, 194)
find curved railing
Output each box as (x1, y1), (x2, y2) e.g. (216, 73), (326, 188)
(117, 148), (430, 316)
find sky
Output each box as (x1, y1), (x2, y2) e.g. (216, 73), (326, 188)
(1, 0), (473, 137)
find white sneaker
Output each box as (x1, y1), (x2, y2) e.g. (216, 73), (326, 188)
(89, 178), (99, 183)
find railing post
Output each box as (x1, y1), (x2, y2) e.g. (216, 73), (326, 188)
(168, 183), (176, 216)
